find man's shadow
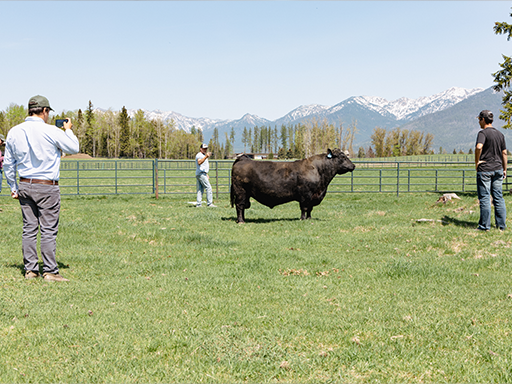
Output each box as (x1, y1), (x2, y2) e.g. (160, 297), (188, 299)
(9, 261), (70, 277)
(440, 215), (475, 228)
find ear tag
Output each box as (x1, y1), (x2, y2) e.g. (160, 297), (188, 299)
(327, 153), (332, 159)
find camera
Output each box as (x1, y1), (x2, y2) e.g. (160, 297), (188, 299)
(55, 119), (69, 128)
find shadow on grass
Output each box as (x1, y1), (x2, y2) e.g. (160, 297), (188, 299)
(440, 215), (476, 228)
(9, 261), (70, 277)
(440, 191), (478, 198)
(220, 216), (316, 223)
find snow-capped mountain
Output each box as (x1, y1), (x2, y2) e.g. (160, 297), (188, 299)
(95, 86), (492, 151)
(120, 86), (483, 134)
(328, 87), (484, 122)
(126, 109), (227, 133)
(277, 104), (330, 125)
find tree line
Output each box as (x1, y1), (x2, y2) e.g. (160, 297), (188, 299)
(0, 102), (436, 159)
(366, 127), (435, 158)
(0, 102), (202, 159)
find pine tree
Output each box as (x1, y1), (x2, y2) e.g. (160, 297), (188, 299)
(119, 106), (130, 157)
(493, 10), (512, 128)
(83, 101), (95, 156)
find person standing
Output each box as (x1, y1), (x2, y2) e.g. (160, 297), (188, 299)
(475, 110), (508, 231)
(195, 143), (216, 207)
(3, 95), (79, 281)
(0, 133), (5, 194)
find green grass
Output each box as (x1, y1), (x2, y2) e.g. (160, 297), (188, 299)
(1, 192), (512, 382)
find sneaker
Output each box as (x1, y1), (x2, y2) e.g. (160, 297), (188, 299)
(43, 272), (69, 282)
(25, 271), (40, 279)
(208, 204), (217, 207)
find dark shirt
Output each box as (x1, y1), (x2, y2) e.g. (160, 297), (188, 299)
(476, 127), (507, 172)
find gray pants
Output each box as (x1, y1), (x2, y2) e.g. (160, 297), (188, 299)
(18, 182), (61, 274)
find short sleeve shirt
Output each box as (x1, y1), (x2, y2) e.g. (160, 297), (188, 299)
(195, 152), (209, 175)
(476, 127), (507, 172)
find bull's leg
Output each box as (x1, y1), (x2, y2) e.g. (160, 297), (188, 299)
(236, 197), (250, 223)
(236, 205), (245, 223)
(300, 205), (307, 220)
(300, 204), (313, 220)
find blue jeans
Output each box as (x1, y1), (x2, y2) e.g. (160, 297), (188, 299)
(477, 170), (507, 230)
(196, 173), (213, 207)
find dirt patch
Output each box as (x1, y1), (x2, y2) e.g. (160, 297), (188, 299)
(62, 153), (93, 159)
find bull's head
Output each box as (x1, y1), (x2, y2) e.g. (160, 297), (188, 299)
(327, 148), (356, 174)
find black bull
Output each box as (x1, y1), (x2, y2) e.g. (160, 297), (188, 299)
(230, 149), (355, 223)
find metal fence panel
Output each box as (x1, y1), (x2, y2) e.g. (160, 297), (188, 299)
(1, 159), (510, 197)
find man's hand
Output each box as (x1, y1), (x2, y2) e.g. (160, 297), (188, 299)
(11, 191), (19, 199)
(63, 118), (73, 131)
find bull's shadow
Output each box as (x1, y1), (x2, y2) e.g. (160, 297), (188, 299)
(9, 261), (70, 277)
(221, 216), (310, 223)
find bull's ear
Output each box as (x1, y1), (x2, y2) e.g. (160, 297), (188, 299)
(327, 149), (333, 159)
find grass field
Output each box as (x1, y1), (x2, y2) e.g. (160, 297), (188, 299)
(1, 191), (512, 382)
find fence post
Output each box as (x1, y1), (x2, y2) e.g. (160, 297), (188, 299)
(154, 159), (159, 199)
(396, 162), (400, 197)
(76, 161), (80, 195)
(115, 160), (118, 195)
(215, 161), (219, 199)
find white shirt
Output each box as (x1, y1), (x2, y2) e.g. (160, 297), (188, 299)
(195, 151), (209, 175)
(3, 116), (79, 192)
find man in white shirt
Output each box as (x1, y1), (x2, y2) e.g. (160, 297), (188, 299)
(195, 143), (216, 207)
(3, 95), (79, 281)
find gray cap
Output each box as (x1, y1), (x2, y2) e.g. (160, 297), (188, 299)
(28, 95), (54, 111)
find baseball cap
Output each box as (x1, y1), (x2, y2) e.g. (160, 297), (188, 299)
(28, 95), (54, 111)
(478, 110), (493, 121)
(200, 143), (208, 149)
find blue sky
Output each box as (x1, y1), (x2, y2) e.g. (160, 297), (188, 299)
(1, 1), (511, 120)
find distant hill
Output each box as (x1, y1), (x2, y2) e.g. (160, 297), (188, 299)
(119, 86), (512, 153)
(396, 87), (511, 153)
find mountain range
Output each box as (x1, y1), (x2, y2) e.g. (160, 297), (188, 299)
(124, 86), (510, 153)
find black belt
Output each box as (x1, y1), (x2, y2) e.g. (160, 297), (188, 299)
(20, 178), (59, 185)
